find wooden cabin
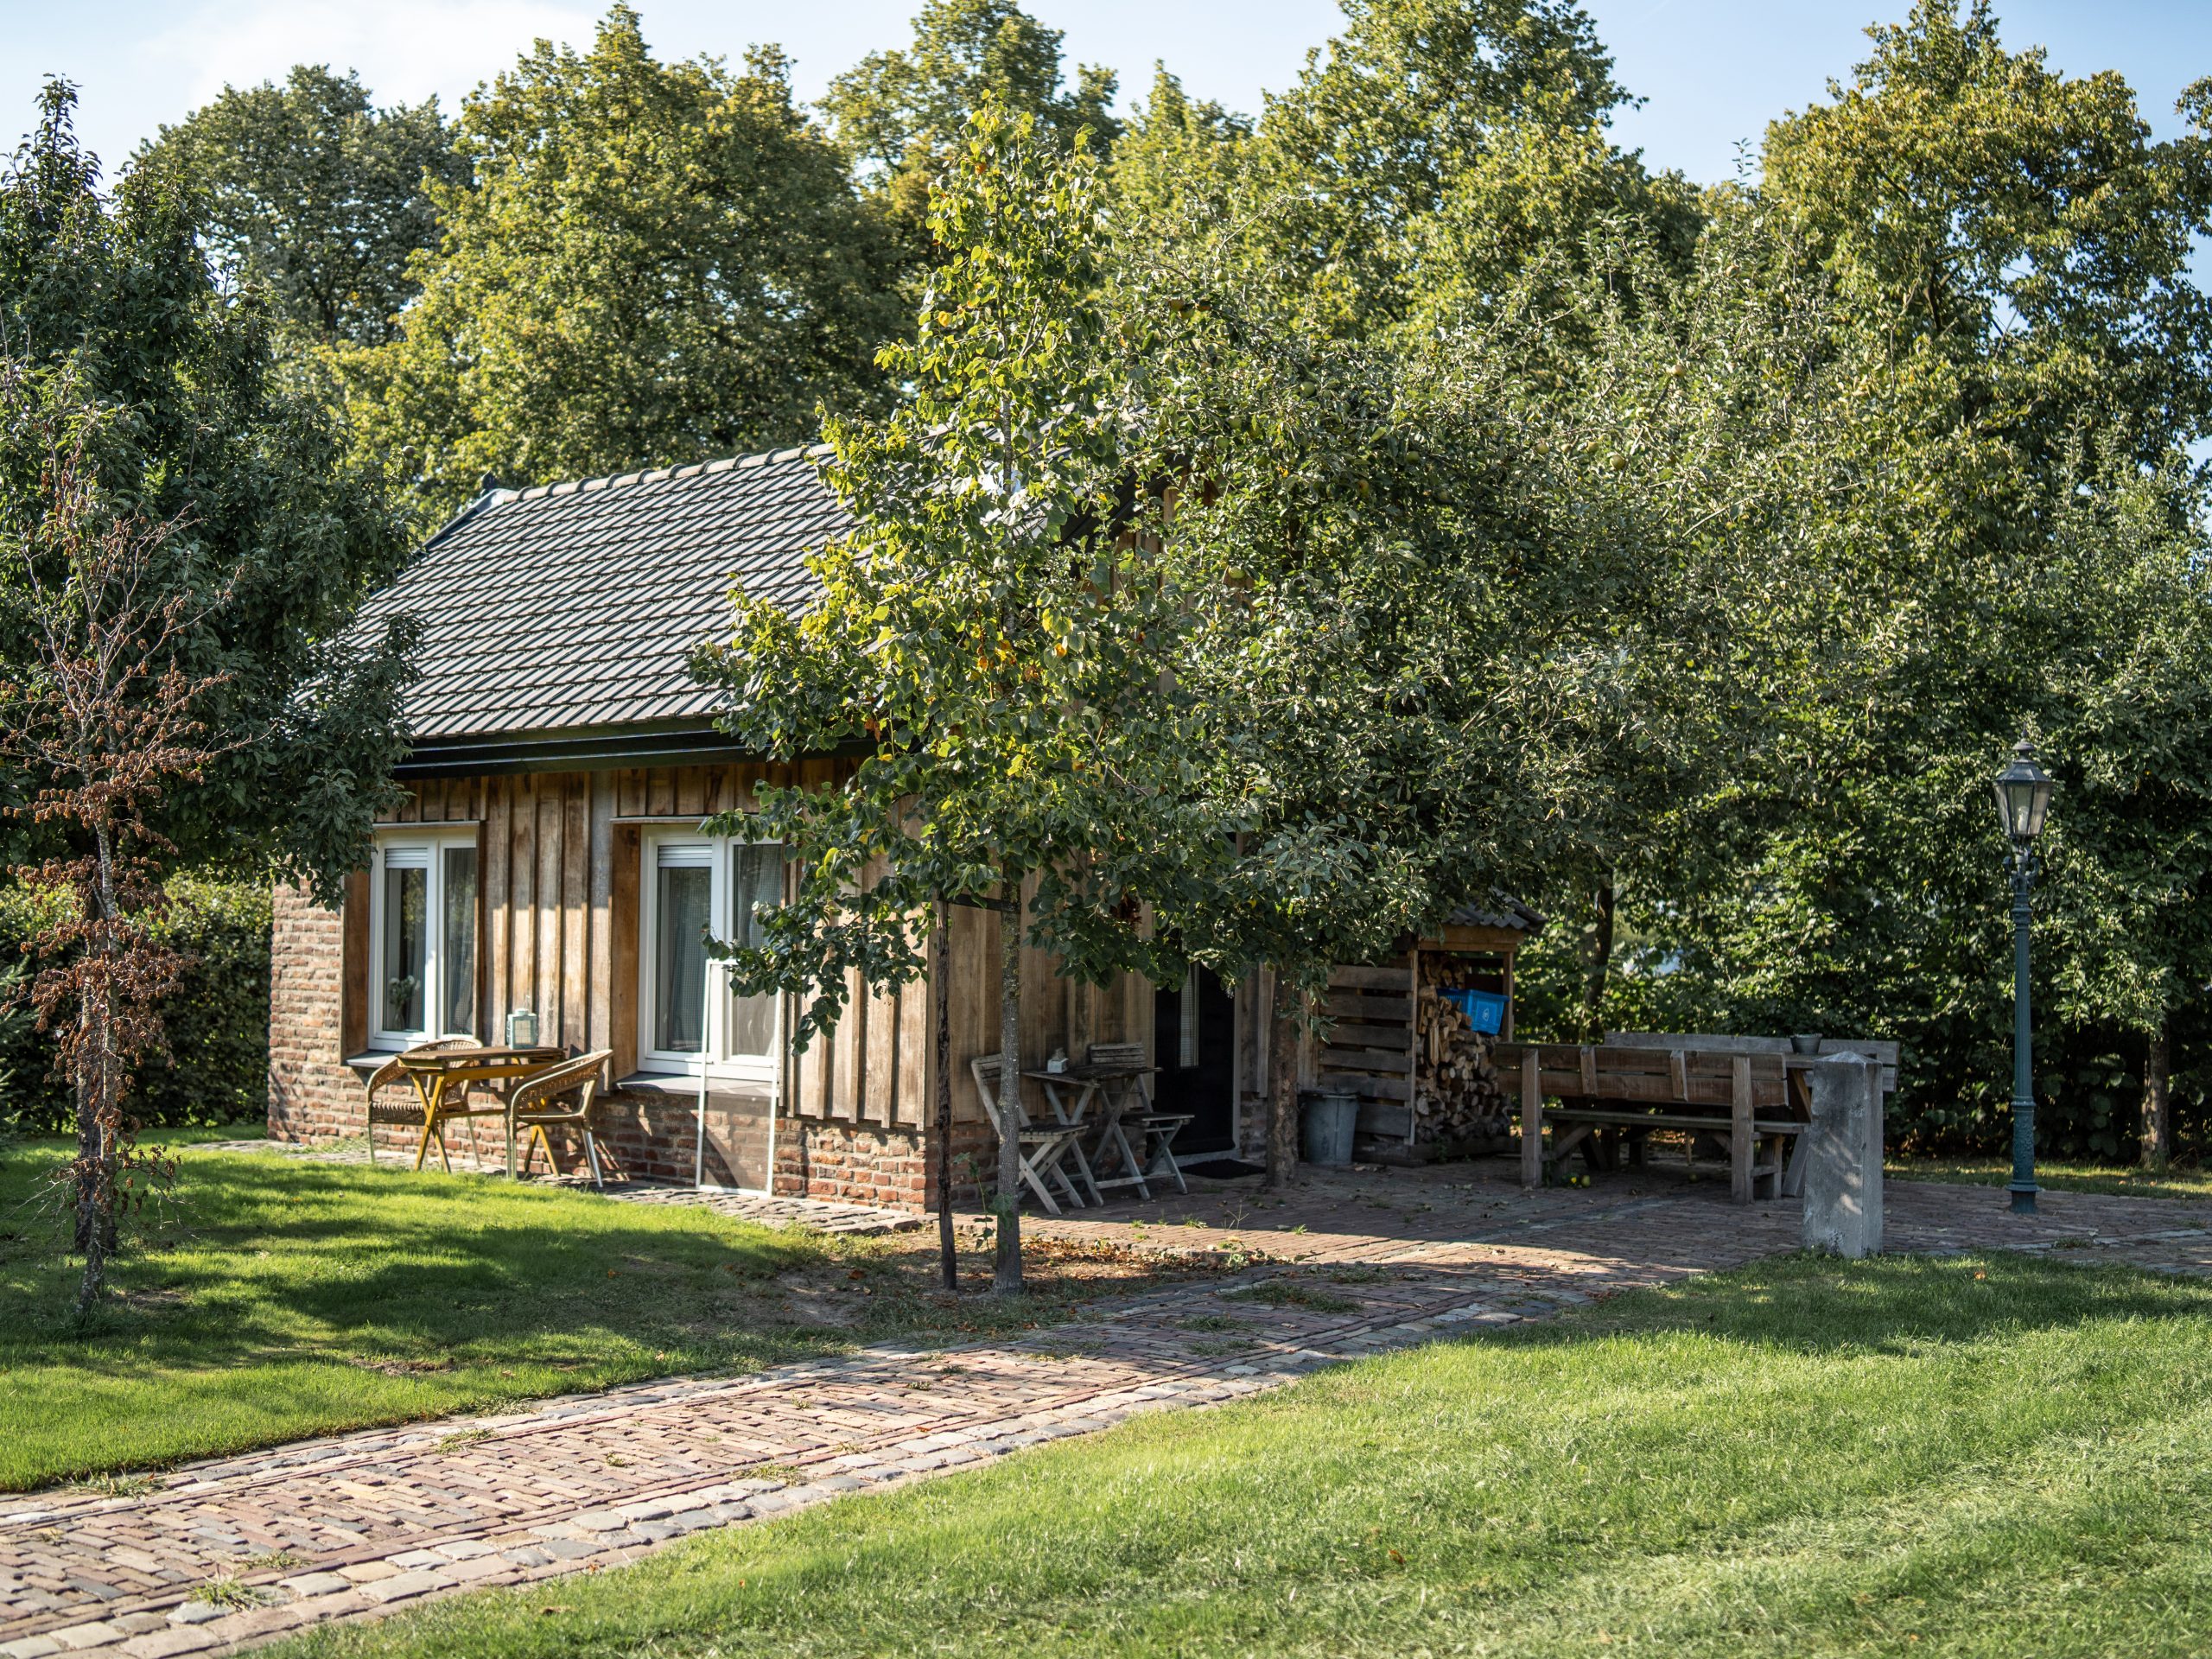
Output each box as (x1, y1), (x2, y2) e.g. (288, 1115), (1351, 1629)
(264, 447), (1538, 1206)
(264, 450), (1154, 1205)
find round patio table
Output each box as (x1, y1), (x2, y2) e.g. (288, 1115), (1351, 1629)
(394, 1045), (566, 1173)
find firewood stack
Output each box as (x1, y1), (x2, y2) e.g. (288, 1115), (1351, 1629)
(1413, 982), (1514, 1147)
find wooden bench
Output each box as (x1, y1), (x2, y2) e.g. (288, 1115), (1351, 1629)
(1495, 1033), (1898, 1205)
(1604, 1031), (1900, 1097)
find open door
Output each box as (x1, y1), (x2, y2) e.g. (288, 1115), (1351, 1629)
(1154, 967), (1236, 1153)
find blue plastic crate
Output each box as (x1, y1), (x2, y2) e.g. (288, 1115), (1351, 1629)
(1440, 988), (1507, 1035)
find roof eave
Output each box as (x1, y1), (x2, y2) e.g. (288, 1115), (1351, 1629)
(393, 718), (872, 779)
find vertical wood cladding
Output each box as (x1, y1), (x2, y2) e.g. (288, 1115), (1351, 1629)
(267, 761), (1166, 1207)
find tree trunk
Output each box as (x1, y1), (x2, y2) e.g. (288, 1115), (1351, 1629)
(1579, 874), (1617, 1042)
(932, 899), (957, 1293)
(2142, 1023), (2173, 1171)
(72, 989), (101, 1255)
(993, 870), (1024, 1294)
(1263, 975), (1301, 1192)
(74, 824), (124, 1311)
(73, 979), (115, 1319)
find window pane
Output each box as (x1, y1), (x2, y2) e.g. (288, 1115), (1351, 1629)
(442, 846), (478, 1036)
(728, 844), (783, 1057)
(383, 864), (427, 1033)
(1179, 980), (1200, 1069)
(655, 864), (712, 1052)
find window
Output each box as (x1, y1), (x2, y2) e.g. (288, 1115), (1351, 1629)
(639, 832), (785, 1078)
(369, 831), (479, 1049)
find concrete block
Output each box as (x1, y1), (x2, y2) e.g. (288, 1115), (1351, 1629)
(1802, 1052), (1883, 1257)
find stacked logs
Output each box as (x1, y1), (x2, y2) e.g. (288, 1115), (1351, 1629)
(1413, 982), (1513, 1145)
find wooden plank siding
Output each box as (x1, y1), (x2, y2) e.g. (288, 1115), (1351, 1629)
(370, 762), (1155, 1138)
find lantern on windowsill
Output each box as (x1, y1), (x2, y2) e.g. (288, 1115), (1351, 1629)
(506, 1007), (539, 1049)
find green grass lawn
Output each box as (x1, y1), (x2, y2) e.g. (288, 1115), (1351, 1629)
(273, 1253), (2212, 1659)
(1893, 1156), (2212, 1201)
(0, 1139), (1209, 1492)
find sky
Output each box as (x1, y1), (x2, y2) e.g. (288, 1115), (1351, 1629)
(1, 0), (2210, 188)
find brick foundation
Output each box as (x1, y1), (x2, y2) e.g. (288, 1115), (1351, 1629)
(772, 1116), (998, 1211)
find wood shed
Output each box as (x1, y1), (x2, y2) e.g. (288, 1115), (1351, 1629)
(1304, 897), (1546, 1163)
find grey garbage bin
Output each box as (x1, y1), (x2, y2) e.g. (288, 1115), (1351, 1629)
(1300, 1088), (1359, 1167)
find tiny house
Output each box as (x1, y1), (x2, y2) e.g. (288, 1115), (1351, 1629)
(265, 446), (1533, 1205)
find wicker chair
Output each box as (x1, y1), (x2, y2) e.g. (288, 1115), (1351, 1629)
(507, 1049), (619, 1188)
(362, 1036), (481, 1166)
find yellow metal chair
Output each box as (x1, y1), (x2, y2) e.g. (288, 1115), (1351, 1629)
(361, 1036), (481, 1165)
(506, 1049), (619, 1188)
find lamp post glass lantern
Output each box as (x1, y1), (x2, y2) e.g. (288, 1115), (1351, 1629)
(1992, 739), (2052, 1214)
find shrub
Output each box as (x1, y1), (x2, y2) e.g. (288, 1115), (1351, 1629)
(0, 877), (270, 1135)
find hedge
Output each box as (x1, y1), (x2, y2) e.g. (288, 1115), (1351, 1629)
(0, 877), (271, 1135)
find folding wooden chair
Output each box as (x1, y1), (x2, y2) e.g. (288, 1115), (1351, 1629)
(507, 1049), (620, 1189)
(1088, 1041), (1192, 1196)
(969, 1054), (1090, 1214)
(361, 1036), (480, 1166)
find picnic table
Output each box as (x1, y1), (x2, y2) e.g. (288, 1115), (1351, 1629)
(393, 1044), (567, 1174)
(1493, 1036), (1896, 1205)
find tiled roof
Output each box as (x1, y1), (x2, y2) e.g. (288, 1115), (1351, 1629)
(354, 446), (846, 744)
(1440, 895), (1547, 934)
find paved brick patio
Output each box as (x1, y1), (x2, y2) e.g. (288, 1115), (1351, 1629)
(3, 1158), (2207, 1658)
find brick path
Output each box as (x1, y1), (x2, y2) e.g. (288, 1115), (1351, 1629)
(4, 1160), (2207, 1658)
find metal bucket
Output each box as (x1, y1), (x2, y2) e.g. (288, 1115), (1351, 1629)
(1300, 1089), (1360, 1167)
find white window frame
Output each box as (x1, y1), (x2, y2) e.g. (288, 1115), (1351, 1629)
(638, 829), (785, 1082)
(367, 829), (480, 1052)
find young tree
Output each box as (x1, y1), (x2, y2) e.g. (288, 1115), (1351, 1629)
(699, 105), (1203, 1291)
(134, 66), (462, 346)
(339, 7), (906, 519)
(0, 383), (227, 1315)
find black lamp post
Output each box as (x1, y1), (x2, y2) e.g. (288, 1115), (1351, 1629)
(1992, 739), (2053, 1215)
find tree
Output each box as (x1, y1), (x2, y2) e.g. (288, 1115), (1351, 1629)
(338, 7), (906, 519)
(1118, 190), (1851, 1180)
(699, 105), (1202, 1291)
(135, 66), (461, 346)
(1593, 4), (2212, 1165)
(0, 80), (416, 898)
(1238, 0), (1699, 339)
(822, 0), (1120, 238)
(0, 378), (226, 1315)
(1108, 67), (1249, 235)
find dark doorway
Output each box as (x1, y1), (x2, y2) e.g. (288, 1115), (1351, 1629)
(1154, 967), (1236, 1153)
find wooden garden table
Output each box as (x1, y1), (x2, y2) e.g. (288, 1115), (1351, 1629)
(394, 1045), (566, 1174)
(1025, 1063), (1158, 1203)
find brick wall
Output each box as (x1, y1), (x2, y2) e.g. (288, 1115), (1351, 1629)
(267, 881), (360, 1145)
(773, 1116), (996, 1211)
